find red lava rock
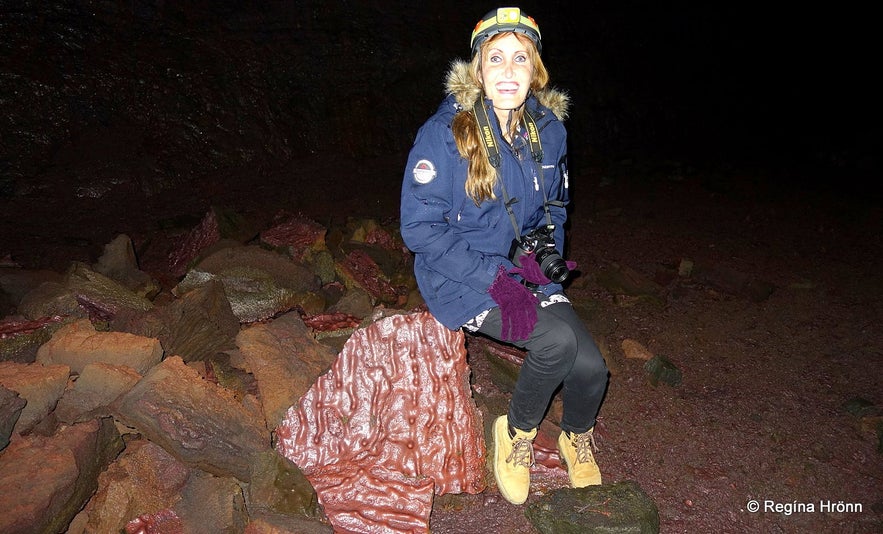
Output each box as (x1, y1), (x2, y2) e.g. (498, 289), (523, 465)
(276, 311), (486, 533)
(532, 425), (564, 469)
(260, 212), (326, 259)
(308, 464), (435, 533)
(363, 225), (397, 250)
(338, 249), (398, 304)
(168, 210), (221, 277)
(0, 315), (64, 339)
(468, 334), (526, 366)
(73, 294), (116, 322)
(301, 312), (361, 332)
(125, 508), (185, 534)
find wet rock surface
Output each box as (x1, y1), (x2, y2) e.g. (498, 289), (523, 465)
(276, 311), (486, 533)
(115, 355), (270, 482)
(0, 417), (124, 534)
(236, 311), (337, 429)
(0, 360), (70, 434)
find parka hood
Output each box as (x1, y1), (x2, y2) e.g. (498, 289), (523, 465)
(444, 59), (569, 120)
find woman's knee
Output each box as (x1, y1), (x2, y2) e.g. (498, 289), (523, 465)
(574, 340), (609, 381)
(525, 312), (579, 364)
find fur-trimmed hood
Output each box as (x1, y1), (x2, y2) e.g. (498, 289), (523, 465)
(444, 59), (570, 120)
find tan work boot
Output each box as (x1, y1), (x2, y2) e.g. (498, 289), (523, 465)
(493, 415), (537, 505)
(558, 428), (602, 487)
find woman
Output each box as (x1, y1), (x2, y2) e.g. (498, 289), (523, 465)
(400, 7), (609, 505)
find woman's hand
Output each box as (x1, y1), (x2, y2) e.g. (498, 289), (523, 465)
(510, 253), (578, 286)
(488, 266), (539, 341)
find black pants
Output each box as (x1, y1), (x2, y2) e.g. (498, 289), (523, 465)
(477, 295), (609, 434)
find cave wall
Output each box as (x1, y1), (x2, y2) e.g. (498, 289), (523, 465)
(1, 1), (876, 200)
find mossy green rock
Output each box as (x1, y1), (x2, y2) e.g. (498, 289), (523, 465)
(525, 480), (659, 533)
(842, 397), (877, 418)
(248, 451), (322, 519)
(67, 262), (154, 313)
(484, 349), (520, 393)
(0, 326), (53, 363)
(643, 355), (682, 387)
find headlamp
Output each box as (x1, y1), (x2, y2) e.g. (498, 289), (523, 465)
(470, 7), (542, 56)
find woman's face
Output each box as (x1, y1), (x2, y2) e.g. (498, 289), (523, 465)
(480, 33), (534, 124)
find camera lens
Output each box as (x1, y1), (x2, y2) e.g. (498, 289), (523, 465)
(536, 247), (569, 283)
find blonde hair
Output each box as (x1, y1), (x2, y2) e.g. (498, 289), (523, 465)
(452, 32), (549, 204)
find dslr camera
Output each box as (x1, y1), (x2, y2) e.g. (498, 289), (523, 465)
(508, 224), (571, 284)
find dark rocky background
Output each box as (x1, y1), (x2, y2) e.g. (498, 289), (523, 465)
(2, 1), (879, 271)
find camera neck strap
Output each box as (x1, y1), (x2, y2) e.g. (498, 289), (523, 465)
(472, 99), (557, 238)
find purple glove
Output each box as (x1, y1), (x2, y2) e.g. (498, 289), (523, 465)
(488, 265), (539, 341)
(510, 253), (579, 286)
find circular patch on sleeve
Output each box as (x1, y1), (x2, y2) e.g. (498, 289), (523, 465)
(413, 159), (437, 184)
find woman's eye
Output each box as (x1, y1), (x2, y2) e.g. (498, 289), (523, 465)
(515, 54), (528, 63)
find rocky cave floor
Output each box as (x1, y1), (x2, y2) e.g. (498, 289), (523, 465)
(2, 156), (882, 533)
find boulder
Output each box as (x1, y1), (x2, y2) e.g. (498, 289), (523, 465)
(0, 361), (70, 434)
(93, 234), (160, 298)
(644, 355), (683, 387)
(235, 312), (337, 429)
(0, 417), (124, 534)
(0, 315), (66, 363)
(17, 281), (86, 320)
(202, 350), (260, 399)
(0, 385), (27, 450)
(300, 311), (362, 353)
(692, 261), (776, 302)
(36, 318), (163, 375)
(172, 470), (249, 533)
(276, 311), (485, 533)
(175, 245), (319, 323)
(247, 450), (323, 520)
(327, 286), (374, 319)
(335, 249), (399, 305)
(112, 279), (239, 363)
(259, 211), (327, 262)
(595, 263), (665, 307)
(308, 249), (338, 286)
(116, 356), (270, 482)
(77, 439), (255, 533)
(0, 267), (64, 308)
(525, 480), (660, 534)
(66, 262), (154, 320)
(622, 338), (654, 361)
(54, 362), (142, 424)
(168, 209), (222, 277)
(71, 439), (191, 533)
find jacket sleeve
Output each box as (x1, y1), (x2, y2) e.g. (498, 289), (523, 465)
(545, 125), (570, 253)
(400, 119), (502, 294)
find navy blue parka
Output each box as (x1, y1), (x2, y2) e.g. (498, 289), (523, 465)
(400, 60), (571, 330)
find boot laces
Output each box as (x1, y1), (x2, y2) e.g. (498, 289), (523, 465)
(572, 431), (598, 464)
(507, 435), (535, 468)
